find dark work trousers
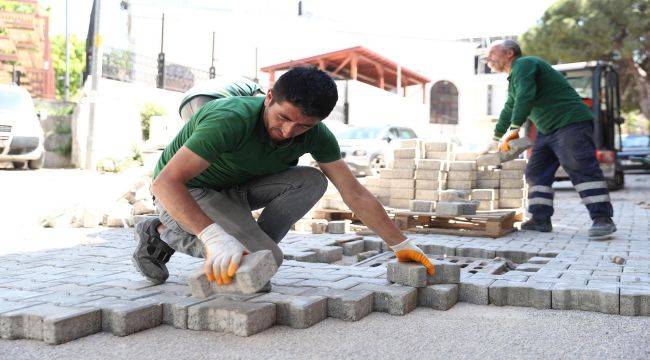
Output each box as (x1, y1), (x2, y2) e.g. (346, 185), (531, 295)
(525, 121), (614, 221)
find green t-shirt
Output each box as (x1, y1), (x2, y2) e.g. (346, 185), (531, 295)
(155, 96), (341, 190)
(494, 56), (593, 139)
(178, 78), (264, 116)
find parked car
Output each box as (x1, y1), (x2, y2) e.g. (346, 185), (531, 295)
(618, 134), (650, 173)
(337, 125), (418, 176)
(0, 84), (45, 169)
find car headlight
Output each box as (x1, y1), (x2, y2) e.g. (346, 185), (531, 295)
(352, 149), (367, 156)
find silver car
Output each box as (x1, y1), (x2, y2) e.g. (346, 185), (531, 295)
(337, 125), (418, 176)
(0, 84), (45, 169)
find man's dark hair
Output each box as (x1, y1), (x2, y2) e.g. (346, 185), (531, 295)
(271, 66), (338, 120)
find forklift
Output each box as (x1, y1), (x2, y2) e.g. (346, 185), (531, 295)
(524, 61), (625, 190)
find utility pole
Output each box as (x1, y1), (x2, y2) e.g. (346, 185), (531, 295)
(253, 47), (258, 83)
(64, 0), (70, 101)
(86, 0), (102, 170)
(156, 13), (165, 89)
(209, 31), (215, 79)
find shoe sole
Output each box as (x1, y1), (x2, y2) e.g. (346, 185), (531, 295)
(520, 225), (553, 233)
(588, 226), (617, 238)
(132, 225), (167, 285)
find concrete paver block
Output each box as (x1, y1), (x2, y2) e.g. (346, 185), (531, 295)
(0, 304), (101, 344)
(302, 288), (374, 321)
(390, 179), (415, 189)
(498, 137), (533, 162)
(448, 161), (477, 171)
(188, 250), (278, 297)
(499, 198), (524, 208)
(620, 287), (650, 316)
(249, 293), (327, 329)
(418, 284), (458, 310)
(447, 171), (477, 181)
(499, 188), (524, 198)
(471, 189), (498, 201)
(327, 220), (351, 234)
(416, 180), (445, 190)
(477, 179), (500, 188)
(312, 246), (343, 263)
(342, 239), (365, 256)
(410, 200), (435, 212)
(424, 141), (450, 152)
(416, 159), (446, 170)
(500, 170), (525, 179)
(86, 298), (163, 336)
(351, 283), (417, 315)
(387, 261), (427, 287)
(389, 198), (411, 209)
(501, 159), (527, 170)
(426, 151), (449, 160)
(552, 284), (620, 315)
(476, 153), (501, 167)
(187, 297), (276, 336)
(500, 178), (526, 189)
(429, 259), (462, 284)
(394, 148), (417, 159)
(446, 180), (476, 190)
(390, 159), (416, 169)
(436, 201), (479, 216)
(439, 190), (471, 201)
(459, 278), (496, 305)
(488, 280), (552, 309)
(390, 187), (415, 199)
(415, 189), (439, 201)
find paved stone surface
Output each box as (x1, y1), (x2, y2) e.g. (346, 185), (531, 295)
(0, 175), (649, 344)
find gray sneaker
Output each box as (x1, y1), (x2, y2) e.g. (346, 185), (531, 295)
(132, 218), (175, 284)
(588, 217), (617, 237)
(520, 218), (553, 232)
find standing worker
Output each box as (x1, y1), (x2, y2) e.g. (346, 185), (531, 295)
(482, 39), (616, 237)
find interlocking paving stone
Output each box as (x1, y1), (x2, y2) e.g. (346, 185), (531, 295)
(620, 286), (650, 316)
(351, 284), (417, 315)
(187, 296), (276, 336)
(488, 280), (553, 309)
(418, 284), (458, 310)
(249, 293), (327, 329)
(552, 283), (620, 315)
(80, 298), (163, 336)
(459, 277), (495, 305)
(301, 288), (374, 321)
(0, 304), (101, 344)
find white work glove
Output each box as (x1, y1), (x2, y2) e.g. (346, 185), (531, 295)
(198, 223), (248, 285)
(479, 139), (499, 155)
(390, 238), (435, 276)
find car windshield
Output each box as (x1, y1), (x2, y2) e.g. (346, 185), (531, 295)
(622, 136), (650, 148)
(0, 90), (31, 112)
(338, 127), (383, 140)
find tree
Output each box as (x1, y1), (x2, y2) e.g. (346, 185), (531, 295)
(520, 0), (650, 119)
(51, 34), (86, 99)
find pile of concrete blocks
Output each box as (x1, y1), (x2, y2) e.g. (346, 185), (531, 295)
(447, 159), (477, 190)
(380, 141), (421, 209)
(386, 257), (461, 311)
(498, 159), (527, 209)
(411, 141), (451, 211)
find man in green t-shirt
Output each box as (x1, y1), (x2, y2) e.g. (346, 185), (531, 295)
(133, 67), (435, 285)
(483, 40), (615, 238)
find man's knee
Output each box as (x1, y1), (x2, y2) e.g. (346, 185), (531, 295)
(293, 166), (328, 197)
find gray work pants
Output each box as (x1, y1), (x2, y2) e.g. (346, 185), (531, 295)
(156, 166), (328, 266)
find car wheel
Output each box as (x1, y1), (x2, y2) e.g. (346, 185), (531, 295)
(12, 161), (25, 169)
(369, 154), (386, 176)
(28, 152), (44, 170)
(607, 170), (624, 191)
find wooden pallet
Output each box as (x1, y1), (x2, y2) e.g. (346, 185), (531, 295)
(312, 209), (358, 221)
(393, 210), (520, 238)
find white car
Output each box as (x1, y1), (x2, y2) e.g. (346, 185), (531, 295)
(0, 84), (45, 169)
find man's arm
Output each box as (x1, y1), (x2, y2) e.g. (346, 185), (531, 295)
(509, 60), (537, 129)
(151, 146), (213, 235)
(318, 159), (406, 246)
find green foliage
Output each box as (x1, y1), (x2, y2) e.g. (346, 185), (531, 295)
(53, 104), (76, 116)
(51, 35), (86, 99)
(0, 27), (7, 35)
(140, 102), (166, 141)
(0, 0), (35, 14)
(622, 110), (650, 135)
(102, 48), (134, 82)
(520, 0), (650, 115)
(54, 137), (72, 157)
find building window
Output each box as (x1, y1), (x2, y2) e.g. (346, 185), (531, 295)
(430, 81), (459, 124)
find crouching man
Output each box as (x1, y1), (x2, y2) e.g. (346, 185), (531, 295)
(132, 67), (434, 285)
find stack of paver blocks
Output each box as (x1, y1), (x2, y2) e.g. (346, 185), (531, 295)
(498, 159), (527, 209)
(410, 141), (451, 212)
(386, 256), (461, 310)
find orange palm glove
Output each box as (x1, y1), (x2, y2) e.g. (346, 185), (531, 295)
(390, 239), (435, 276)
(499, 129), (520, 152)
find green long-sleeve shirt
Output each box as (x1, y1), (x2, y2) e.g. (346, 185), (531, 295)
(493, 56), (593, 140)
